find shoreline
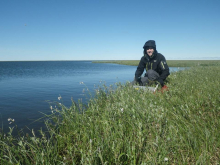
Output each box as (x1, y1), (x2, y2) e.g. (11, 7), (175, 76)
(92, 60), (220, 67)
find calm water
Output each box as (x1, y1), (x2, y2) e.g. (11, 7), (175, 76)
(0, 61), (182, 134)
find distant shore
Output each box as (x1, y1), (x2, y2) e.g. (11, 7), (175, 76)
(1, 59), (219, 67)
(93, 60), (220, 67)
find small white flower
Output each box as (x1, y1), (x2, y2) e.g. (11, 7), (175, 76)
(80, 82), (84, 84)
(164, 157), (168, 161)
(58, 96), (62, 100)
(32, 129), (36, 137)
(121, 108), (124, 113)
(50, 106), (53, 110)
(59, 103), (62, 105)
(8, 118), (15, 122)
(63, 157), (66, 160)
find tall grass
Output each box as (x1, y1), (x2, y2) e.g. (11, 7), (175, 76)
(0, 65), (220, 164)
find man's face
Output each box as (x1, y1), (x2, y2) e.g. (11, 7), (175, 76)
(146, 47), (154, 56)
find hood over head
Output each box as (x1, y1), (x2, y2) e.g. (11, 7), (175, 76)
(143, 40), (157, 58)
(143, 40), (156, 50)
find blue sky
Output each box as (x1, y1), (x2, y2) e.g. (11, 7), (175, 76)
(0, 0), (220, 61)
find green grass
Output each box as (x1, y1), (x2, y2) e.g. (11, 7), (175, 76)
(93, 60), (220, 67)
(0, 64), (220, 164)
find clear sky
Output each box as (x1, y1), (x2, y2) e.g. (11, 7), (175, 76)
(1, 0), (220, 61)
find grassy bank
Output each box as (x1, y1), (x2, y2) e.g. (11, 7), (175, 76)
(93, 60), (220, 67)
(1, 64), (220, 164)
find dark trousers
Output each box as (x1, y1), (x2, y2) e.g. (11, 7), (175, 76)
(131, 69), (159, 86)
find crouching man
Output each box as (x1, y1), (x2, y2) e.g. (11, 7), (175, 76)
(132, 40), (170, 87)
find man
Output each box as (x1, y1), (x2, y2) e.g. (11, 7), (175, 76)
(133, 40), (170, 87)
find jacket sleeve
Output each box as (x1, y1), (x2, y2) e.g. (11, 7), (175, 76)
(135, 56), (145, 80)
(157, 56), (170, 86)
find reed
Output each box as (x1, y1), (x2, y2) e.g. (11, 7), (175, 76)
(0, 63), (220, 164)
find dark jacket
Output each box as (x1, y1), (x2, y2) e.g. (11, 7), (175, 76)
(135, 53), (170, 86)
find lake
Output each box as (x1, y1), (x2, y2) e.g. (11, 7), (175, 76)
(0, 61), (183, 134)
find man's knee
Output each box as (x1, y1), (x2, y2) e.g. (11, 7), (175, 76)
(141, 77), (148, 86)
(146, 70), (159, 81)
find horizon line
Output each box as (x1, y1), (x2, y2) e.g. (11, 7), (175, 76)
(1, 59), (220, 62)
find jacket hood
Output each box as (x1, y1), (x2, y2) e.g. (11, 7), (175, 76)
(143, 40), (156, 49)
(143, 40), (157, 59)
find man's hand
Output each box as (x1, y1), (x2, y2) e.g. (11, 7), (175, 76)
(136, 77), (143, 86)
(161, 85), (168, 93)
(157, 78), (164, 87)
(162, 85), (168, 91)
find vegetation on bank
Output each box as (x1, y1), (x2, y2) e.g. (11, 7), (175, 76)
(93, 60), (220, 67)
(0, 62), (220, 164)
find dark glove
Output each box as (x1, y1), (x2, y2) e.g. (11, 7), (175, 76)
(136, 77), (143, 86)
(157, 78), (164, 87)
